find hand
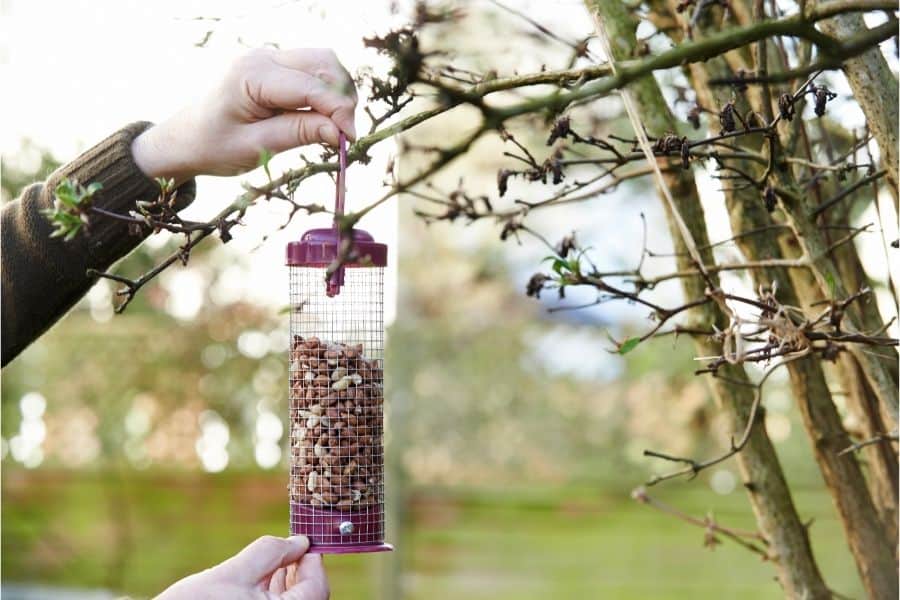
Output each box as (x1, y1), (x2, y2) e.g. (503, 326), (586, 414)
(156, 535), (330, 600)
(132, 47), (357, 183)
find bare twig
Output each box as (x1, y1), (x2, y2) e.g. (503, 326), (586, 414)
(837, 431), (899, 456)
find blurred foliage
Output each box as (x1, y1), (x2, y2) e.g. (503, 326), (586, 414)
(389, 220), (723, 487)
(1, 140), (61, 204)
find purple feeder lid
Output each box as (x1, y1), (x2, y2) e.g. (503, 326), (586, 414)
(286, 227), (387, 268)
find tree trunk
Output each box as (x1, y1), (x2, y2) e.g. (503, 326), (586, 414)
(728, 138), (898, 599)
(674, 22), (899, 596)
(586, 2), (832, 597)
(718, 0), (900, 551)
(724, 179), (898, 599)
(830, 235), (900, 543)
(721, 1), (900, 426)
(819, 12), (899, 206)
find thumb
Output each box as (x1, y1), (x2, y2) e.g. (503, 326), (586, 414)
(214, 535), (310, 585)
(252, 111), (342, 154)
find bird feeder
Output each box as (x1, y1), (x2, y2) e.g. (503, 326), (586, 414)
(286, 133), (392, 553)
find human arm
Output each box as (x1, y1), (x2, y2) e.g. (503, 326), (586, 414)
(0, 121), (193, 365)
(1, 47), (356, 366)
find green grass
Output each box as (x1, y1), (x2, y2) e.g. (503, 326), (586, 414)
(2, 469), (863, 599)
(399, 485), (861, 599)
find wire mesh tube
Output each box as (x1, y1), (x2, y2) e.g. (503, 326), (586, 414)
(288, 265), (392, 553)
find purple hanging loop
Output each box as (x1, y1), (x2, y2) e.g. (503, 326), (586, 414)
(326, 132), (349, 297)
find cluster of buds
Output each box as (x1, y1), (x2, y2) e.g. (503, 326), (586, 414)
(653, 133), (691, 169)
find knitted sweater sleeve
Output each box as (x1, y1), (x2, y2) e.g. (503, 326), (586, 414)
(1, 122), (197, 365)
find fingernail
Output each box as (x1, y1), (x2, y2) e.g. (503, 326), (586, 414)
(317, 123), (339, 146)
(345, 121), (357, 141)
(287, 535), (311, 553)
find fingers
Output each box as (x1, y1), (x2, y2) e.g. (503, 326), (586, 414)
(283, 554), (330, 600)
(215, 535), (310, 585)
(268, 566), (288, 594)
(249, 66), (356, 139)
(240, 46), (357, 139)
(284, 561), (299, 589)
(252, 111), (341, 154)
(272, 48), (342, 73)
(272, 48), (357, 102)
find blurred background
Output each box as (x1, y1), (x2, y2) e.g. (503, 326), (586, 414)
(3, 0), (897, 598)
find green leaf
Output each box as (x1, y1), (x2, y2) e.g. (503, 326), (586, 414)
(54, 181), (77, 208)
(552, 259), (568, 275)
(43, 179), (98, 241)
(825, 272), (835, 298)
(63, 224), (82, 241)
(85, 181), (103, 195)
(540, 255), (568, 275)
(618, 337), (641, 355)
(258, 148), (274, 182)
(54, 177), (101, 211)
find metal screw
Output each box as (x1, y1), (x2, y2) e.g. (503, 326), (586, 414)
(339, 521), (354, 535)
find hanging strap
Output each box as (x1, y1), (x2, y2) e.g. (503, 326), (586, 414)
(327, 132), (349, 297)
(334, 131), (347, 221)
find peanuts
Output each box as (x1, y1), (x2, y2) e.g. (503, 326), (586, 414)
(331, 376), (352, 391)
(289, 337), (384, 510)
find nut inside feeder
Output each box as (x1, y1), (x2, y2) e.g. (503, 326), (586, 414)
(287, 133), (392, 554)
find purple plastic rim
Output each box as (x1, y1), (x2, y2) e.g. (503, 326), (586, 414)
(290, 502), (392, 555)
(306, 543), (394, 555)
(286, 228), (387, 268)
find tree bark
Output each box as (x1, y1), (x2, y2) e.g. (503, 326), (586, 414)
(675, 21), (899, 597)
(828, 236), (899, 546)
(726, 180), (898, 599)
(722, 0), (900, 426)
(587, 2), (832, 597)
(720, 0), (900, 551)
(819, 12), (899, 206)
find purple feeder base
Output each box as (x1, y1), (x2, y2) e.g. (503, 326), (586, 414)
(306, 543), (394, 555)
(290, 502), (393, 555)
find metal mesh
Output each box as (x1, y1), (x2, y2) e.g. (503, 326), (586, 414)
(288, 266), (386, 548)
